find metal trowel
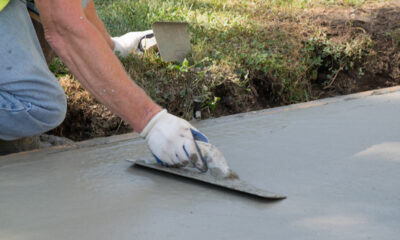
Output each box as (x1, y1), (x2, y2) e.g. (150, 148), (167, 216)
(129, 141), (286, 200)
(152, 22), (191, 63)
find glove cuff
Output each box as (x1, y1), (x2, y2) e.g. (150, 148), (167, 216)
(140, 109), (168, 138)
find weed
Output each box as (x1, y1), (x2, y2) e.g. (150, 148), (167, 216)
(304, 32), (373, 88)
(204, 96), (221, 111)
(387, 28), (400, 48)
(167, 58), (190, 73)
(49, 58), (69, 77)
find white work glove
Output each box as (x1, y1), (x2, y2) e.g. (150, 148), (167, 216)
(111, 30), (154, 57)
(140, 110), (209, 170)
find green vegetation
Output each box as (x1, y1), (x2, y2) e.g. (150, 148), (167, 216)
(304, 32), (373, 88)
(54, 0), (393, 122)
(386, 28), (400, 47)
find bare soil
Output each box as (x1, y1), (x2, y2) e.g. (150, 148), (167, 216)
(49, 77), (132, 140)
(310, 2), (400, 97)
(49, 2), (400, 141)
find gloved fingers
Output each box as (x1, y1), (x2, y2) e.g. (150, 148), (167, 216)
(170, 157), (189, 168)
(155, 149), (189, 168)
(173, 149), (190, 167)
(159, 150), (186, 168)
(143, 110), (209, 170)
(141, 29), (154, 38)
(190, 128), (208, 143)
(112, 29), (155, 57)
(181, 140), (205, 170)
(119, 30), (153, 40)
(152, 153), (169, 167)
(153, 152), (184, 167)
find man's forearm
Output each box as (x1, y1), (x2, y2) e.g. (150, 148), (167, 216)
(83, 0), (114, 50)
(35, 0), (161, 132)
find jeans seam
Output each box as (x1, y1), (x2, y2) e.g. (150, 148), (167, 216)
(0, 90), (33, 112)
(0, 102), (31, 112)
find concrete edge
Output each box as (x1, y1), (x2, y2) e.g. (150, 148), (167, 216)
(196, 86), (400, 125)
(0, 132), (140, 166)
(1, 86), (399, 163)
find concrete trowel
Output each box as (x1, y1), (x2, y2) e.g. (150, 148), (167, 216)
(131, 23), (285, 200)
(152, 22), (192, 63)
(129, 141), (286, 200)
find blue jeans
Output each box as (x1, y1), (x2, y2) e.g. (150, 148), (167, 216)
(0, 0), (89, 140)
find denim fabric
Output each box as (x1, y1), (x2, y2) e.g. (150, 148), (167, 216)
(0, 0), (67, 140)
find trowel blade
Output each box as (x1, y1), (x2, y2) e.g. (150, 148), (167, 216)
(129, 159), (286, 200)
(152, 22), (191, 63)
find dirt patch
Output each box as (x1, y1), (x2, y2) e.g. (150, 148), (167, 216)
(309, 2), (400, 97)
(50, 2), (400, 141)
(48, 77), (132, 141)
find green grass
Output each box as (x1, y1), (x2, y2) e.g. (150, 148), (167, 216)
(54, 0), (388, 119)
(95, 0), (313, 107)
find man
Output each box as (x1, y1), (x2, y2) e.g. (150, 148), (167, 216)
(0, 0), (208, 169)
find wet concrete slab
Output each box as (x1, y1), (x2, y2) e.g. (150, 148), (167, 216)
(1, 87), (400, 240)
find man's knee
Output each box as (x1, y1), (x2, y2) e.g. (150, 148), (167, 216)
(0, 0), (67, 140)
(39, 89), (67, 129)
(0, 88), (67, 140)
(29, 86), (67, 132)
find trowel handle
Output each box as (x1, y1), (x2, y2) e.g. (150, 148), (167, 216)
(190, 129), (209, 173)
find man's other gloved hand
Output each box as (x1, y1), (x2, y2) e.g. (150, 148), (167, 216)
(140, 110), (209, 168)
(111, 30), (154, 57)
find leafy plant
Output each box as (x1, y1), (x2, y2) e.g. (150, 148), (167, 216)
(204, 96), (221, 111)
(303, 32), (373, 88)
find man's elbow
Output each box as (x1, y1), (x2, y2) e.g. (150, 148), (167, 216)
(42, 19), (68, 52)
(42, 15), (83, 53)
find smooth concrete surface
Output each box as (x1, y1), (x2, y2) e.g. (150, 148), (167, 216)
(1, 87), (400, 240)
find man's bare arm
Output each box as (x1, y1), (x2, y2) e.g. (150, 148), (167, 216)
(35, 0), (161, 132)
(34, 0), (217, 168)
(83, 0), (114, 50)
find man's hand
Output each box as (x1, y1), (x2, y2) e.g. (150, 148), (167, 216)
(112, 30), (154, 57)
(140, 110), (209, 168)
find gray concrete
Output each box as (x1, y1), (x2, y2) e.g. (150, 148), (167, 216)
(1, 87), (400, 240)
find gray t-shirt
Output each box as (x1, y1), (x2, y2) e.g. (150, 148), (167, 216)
(81, 0), (90, 8)
(26, 0), (90, 11)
